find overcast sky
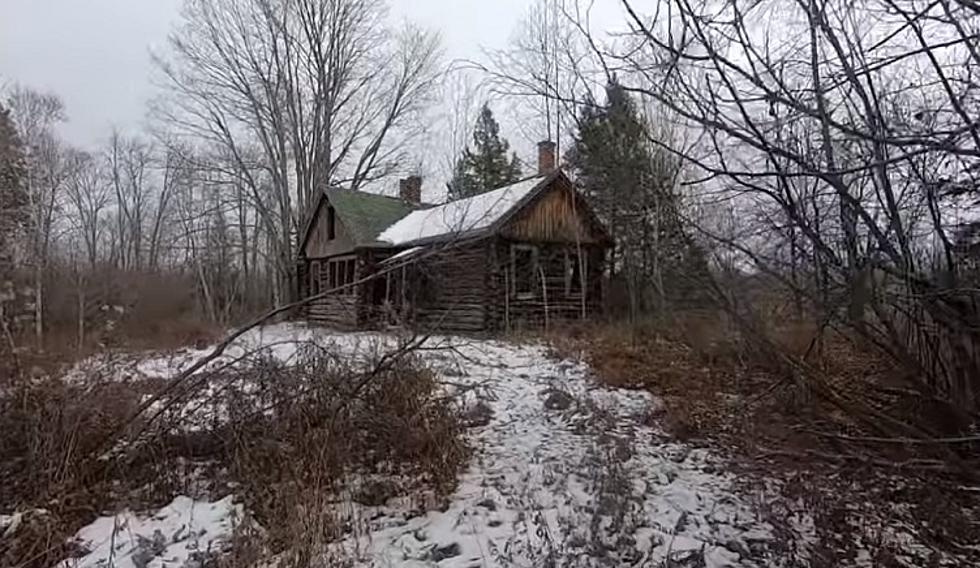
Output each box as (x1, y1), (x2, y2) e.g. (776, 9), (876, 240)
(0, 0), (621, 150)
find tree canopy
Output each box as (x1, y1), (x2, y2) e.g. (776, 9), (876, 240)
(567, 82), (704, 313)
(449, 104), (522, 199)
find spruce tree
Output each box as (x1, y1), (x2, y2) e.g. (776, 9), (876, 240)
(0, 102), (27, 266)
(567, 81), (706, 315)
(449, 104), (523, 199)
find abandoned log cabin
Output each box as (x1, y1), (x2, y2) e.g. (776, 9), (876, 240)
(297, 141), (611, 332)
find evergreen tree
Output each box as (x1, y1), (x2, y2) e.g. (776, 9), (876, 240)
(0, 102), (27, 268)
(449, 104), (523, 199)
(567, 81), (706, 316)
(0, 102), (28, 353)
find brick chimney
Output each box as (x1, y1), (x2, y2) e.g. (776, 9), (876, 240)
(399, 175), (422, 204)
(537, 140), (556, 175)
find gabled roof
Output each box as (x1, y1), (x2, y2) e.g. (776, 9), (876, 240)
(301, 169), (604, 254)
(377, 173), (553, 246)
(327, 188), (419, 245)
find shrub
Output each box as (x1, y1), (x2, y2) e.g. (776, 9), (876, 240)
(0, 339), (468, 567)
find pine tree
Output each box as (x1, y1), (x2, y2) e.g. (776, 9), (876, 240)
(0, 103), (27, 269)
(0, 102), (28, 354)
(449, 104), (523, 199)
(567, 81), (706, 316)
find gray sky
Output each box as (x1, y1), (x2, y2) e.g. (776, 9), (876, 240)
(0, 0), (619, 149)
(0, 0), (181, 146)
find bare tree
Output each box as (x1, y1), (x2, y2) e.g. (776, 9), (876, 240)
(64, 151), (111, 268)
(152, 0), (441, 302)
(6, 85), (73, 346)
(571, 0), (980, 422)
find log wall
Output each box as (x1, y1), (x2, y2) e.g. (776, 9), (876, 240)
(486, 238), (604, 331)
(412, 242), (489, 333)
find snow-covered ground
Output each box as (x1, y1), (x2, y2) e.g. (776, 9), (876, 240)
(59, 496), (241, 568)
(54, 323), (967, 567)
(328, 338), (803, 567)
(59, 324), (807, 566)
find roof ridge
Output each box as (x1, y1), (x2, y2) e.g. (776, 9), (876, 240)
(377, 173), (556, 247)
(325, 186), (408, 203)
(442, 172), (548, 205)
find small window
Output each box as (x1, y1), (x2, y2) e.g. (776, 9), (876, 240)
(323, 258), (358, 294)
(341, 260), (351, 293)
(511, 244), (538, 299)
(327, 206), (336, 240)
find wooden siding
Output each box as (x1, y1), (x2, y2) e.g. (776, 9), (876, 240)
(487, 238), (604, 331)
(303, 198), (357, 258)
(413, 242), (489, 332)
(500, 182), (605, 244)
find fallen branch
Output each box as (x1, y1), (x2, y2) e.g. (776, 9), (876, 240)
(756, 447), (956, 472)
(802, 429), (980, 445)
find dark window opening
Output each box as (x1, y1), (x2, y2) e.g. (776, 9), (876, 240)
(310, 261), (321, 296)
(566, 250), (585, 295)
(327, 206), (336, 240)
(323, 257), (358, 295)
(346, 259), (357, 294)
(511, 245), (538, 299)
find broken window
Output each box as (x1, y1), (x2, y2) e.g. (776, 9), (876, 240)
(511, 244), (538, 299)
(327, 206), (336, 240)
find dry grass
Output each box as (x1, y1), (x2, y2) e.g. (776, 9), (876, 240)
(0, 340), (469, 567)
(554, 311), (906, 449)
(0, 374), (148, 566)
(219, 351), (468, 560)
(551, 311), (980, 566)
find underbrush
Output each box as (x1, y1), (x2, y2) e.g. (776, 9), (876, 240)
(551, 312), (980, 565)
(557, 312), (969, 454)
(0, 340), (468, 567)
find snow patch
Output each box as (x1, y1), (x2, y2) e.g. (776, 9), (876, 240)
(59, 496), (241, 568)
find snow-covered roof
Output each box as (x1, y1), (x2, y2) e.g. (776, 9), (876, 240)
(381, 245), (425, 264)
(377, 174), (548, 246)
